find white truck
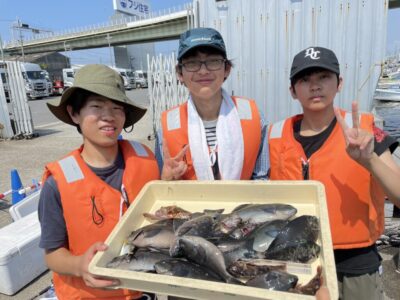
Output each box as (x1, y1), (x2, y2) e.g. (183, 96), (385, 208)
(133, 70), (148, 88)
(111, 67), (135, 90)
(62, 65), (83, 91)
(0, 62), (49, 100)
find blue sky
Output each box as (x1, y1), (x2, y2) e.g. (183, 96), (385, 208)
(1, 1), (399, 64)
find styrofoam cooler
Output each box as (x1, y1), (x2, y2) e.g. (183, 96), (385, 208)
(9, 189), (41, 221)
(0, 212), (48, 295)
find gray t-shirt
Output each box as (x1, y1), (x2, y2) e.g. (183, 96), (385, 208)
(38, 150), (124, 250)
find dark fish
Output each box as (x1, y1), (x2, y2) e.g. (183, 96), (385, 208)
(106, 249), (171, 272)
(227, 260), (286, 278)
(175, 212), (222, 238)
(170, 235), (242, 284)
(265, 215), (320, 263)
(250, 219), (289, 252)
(268, 215), (320, 248)
(265, 240), (321, 263)
(246, 270), (298, 291)
(215, 238), (264, 266)
(155, 259), (224, 282)
(217, 204), (297, 236)
(127, 219), (175, 251)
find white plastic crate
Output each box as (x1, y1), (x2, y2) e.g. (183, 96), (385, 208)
(90, 180), (338, 300)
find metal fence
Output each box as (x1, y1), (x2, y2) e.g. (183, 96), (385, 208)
(0, 61), (34, 139)
(147, 53), (189, 137)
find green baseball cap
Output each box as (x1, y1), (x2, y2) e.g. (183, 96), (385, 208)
(177, 27), (227, 60)
(47, 64), (146, 128)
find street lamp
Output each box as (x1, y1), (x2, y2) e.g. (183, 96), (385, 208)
(105, 33), (113, 67)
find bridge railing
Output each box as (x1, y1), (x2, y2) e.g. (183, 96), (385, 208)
(4, 4), (192, 48)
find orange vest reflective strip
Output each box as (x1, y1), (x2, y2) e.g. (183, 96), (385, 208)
(161, 97), (261, 180)
(268, 110), (385, 249)
(42, 140), (159, 299)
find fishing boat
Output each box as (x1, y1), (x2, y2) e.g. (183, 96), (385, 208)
(374, 88), (400, 102)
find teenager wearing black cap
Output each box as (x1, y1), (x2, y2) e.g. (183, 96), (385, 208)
(268, 46), (400, 300)
(38, 64), (159, 299)
(156, 27), (269, 181)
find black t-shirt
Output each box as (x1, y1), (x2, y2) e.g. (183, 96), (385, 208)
(38, 150), (125, 250)
(294, 117), (399, 275)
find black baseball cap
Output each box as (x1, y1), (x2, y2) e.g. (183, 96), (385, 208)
(177, 27), (227, 60)
(290, 46), (340, 79)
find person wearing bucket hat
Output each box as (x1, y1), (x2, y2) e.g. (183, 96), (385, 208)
(156, 27), (269, 181)
(38, 64), (159, 299)
(268, 46), (400, 300)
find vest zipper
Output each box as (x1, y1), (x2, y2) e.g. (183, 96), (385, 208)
(301, 157), (310, 180)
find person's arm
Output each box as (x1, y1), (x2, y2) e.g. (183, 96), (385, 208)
(45, 243), (118, 288)
(251, 114), (270, 180)
(334, 102), (400, 207)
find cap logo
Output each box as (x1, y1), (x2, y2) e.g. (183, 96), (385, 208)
(304, 47), (320, 60)
(191, 37), (212, 42)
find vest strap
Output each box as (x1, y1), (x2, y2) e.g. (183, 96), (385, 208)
(129, 141), (149, 157)
(166, 107), (181, 131)
(235, 98), (252, 120)
(58, 156), (84, 183)
(269, 119), (286, 139)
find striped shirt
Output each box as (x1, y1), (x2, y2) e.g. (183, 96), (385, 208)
(203, 119), (218, 149)
(155, 112), (269, 180)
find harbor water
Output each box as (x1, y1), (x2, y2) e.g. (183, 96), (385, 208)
(374, 100), (400, 140)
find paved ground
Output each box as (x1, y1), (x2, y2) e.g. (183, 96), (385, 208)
(0, 91), (399, 299)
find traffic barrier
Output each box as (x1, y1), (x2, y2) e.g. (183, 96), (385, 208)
(10, 169), (25, 204)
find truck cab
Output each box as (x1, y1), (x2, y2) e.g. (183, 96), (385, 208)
(111, 67), (135, 90)
(133, 70), (148, 88)
(62, 66), (82, 92)
(21, 63), (50, 99)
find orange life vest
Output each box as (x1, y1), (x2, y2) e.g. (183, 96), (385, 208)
(42, 140), (159, 300)
(161, 96), (261, 180)
(268, 110), (385, 250)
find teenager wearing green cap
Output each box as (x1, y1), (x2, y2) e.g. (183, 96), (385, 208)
(268, 46), (400, 300)
(38, 64), (159, 299)
(156, 27), (269, 181)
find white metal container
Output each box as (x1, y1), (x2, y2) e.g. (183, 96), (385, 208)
(0, 212), (47, 295)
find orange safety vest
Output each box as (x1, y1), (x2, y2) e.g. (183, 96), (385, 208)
(268, 110), (385, 250)
(42, 140), (159, 300)
(161, 96), (261, 180)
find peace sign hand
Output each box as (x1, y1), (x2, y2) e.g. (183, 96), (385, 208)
(161, 139), (189, 180)
(334, 101), (374, 167)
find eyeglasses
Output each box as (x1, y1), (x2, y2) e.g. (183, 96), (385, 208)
(180, 59), (226, 72)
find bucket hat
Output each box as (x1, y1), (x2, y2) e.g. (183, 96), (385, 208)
(177, 27), (226, 60)
(47, 64), (146, 128)
(290, 46), (340, 79)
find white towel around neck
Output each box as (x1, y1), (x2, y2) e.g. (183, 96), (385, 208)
(188, 89), (244, 180)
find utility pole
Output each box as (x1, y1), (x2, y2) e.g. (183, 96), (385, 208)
(17, 19), (25, 62)
(105, 33), (113, 67)
(0, 34), (4, 62)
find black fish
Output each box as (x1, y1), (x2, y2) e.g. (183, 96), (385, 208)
(246, 270), (298, 291)
(155, 259), (224, 282)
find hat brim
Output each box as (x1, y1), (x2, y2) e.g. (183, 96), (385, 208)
(290, 63), (340, 79)
(178, 42), (226, 60)
(47, 85), (147, 128)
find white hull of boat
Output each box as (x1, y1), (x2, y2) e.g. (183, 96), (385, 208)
(374, 89), (400, 102)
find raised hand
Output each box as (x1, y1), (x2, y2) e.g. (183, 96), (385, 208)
(334, 101), (374, 166)
(161, 139), (189, 180)
(80, 242), (119, 288)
